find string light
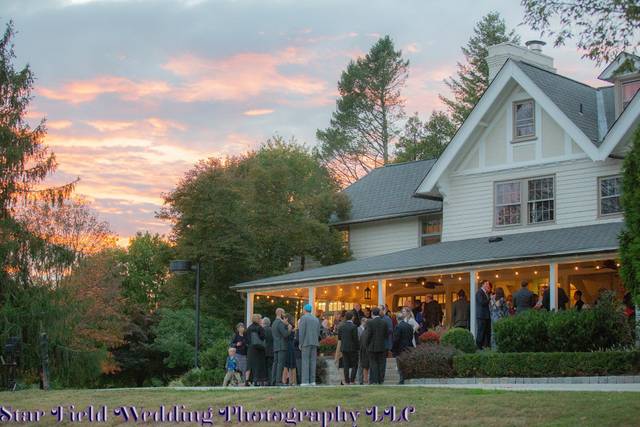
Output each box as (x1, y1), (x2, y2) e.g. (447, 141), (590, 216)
(515, 271), (519, 276)
(405, 283), (409, 288)
(495, 274), (499, 279)
(574, 266), (579, 271)
(616, 262), (621, 267)
(534, 270), (538, 275)
(458, 276), (462, 281)
(438, 278), (442, 283)
(596, 265), (601, 270)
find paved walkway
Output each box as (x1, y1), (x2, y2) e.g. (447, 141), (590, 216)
(407, 383), (640, 392)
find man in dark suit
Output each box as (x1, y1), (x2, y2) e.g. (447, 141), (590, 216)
(261, 317), (274, 385)
(542, 286), (570, 311)
(422, 294), (443, 329)
(475, 280), (491, 349)
(513, 280), (536, 314)
(364, 307), (389, 384)
(271, 308), (289, 386)
(452, 290), (470, 329)
(351, 303), (365, 327)
(393, 308), (415, 384)
(338, 311), (359, 384)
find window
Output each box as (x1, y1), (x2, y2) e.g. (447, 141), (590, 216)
(513, 100), (535, 140)
(420, 214), (442, 246)
(495, 181), (522, 226)
(495, 176), (555, 227)
(622, 80), (640, 109)
(528, 177), (555, 224)
(338, 226), (350, 252)
(599, 175), (622, 216)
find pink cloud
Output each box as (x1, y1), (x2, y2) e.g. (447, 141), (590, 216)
(243, 109), (274, 116)
(86, 120), (135, 132)
(163, 48), (327, 102)
(38, 76), (172, 103)
(48, 120), (73, 130)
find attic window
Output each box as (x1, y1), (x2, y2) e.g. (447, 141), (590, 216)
(622, 80), (640, 109)
(513, 99), (535, 141)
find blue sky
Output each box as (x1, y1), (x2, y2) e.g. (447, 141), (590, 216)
(0, 0), (606, 243)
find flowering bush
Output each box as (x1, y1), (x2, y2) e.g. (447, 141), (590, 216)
(419, 330), (440, 344)
(319, 336), (338, 354)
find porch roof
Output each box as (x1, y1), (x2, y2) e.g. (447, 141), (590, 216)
(231, 222), (623, 291)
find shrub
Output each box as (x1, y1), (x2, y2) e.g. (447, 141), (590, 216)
(441, 328), (476, 353)
(453, 350), (640, 377)
(418, 330), (441, 344)
(179, 367), (225, 386)
(397, 344), (458, 378)
(319, 336), (337, 354)
(316, 356), (328, 384)
(493, 309), (549, 352)
(495, 292), (634, 353)
(200, 338), (231, 371)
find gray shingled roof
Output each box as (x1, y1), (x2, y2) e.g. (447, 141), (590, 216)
(232, 222), (622, 290)
(332, 159), (441, 225)
(515, 61), (615, 144)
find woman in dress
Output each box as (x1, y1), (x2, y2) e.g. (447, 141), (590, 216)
(489, 287), (510, 350)
(246, 313), (267, 386)
(230, 323), (248, 383)
(282, 314), (297, 385)
(358, 317), (370, 385)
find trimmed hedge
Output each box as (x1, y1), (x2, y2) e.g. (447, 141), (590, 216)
(453, 350), (640, 378)
(397, 344), (458, 379)
(441, 328), (476, 354)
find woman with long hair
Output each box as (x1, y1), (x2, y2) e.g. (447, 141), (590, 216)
(230, 322), (248, 383)
(489, 287), (509, 350)
(246, 313), (268, 386)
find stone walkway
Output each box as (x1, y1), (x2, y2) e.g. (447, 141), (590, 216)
(407, 383), (640, 392)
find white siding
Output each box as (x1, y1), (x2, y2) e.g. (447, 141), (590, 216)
(442, 157), (623, 241)
(349, 216), (420, 259)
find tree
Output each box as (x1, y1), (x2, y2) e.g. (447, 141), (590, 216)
(522, 0), (640, 64)
(316, 36), (409, 184)
(620, 126), (640, 345)
(394, 111), (457, 162)
(441, 12), (520, 127)
(121, 232), (174, 312)
(158, 137), (350, 322)
(0, 21), (76, 295)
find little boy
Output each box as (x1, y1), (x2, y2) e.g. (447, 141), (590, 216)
(222, 347), (242, 387)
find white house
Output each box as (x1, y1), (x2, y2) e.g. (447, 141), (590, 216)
(233, 42), (639, 335)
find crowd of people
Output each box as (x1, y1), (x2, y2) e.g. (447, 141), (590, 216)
(223, 283), (636, 386)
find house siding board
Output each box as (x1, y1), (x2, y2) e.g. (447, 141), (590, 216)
(349, 216), (419, 259)
(443, 158), (623, 241)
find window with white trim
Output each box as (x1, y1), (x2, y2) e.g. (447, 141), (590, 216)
(622, 80), (640, 109)
(420, 214), (442, 246)
(513, 99), (535, 140)
(495, 176), (555, 227)
(599, 175), (622, 215)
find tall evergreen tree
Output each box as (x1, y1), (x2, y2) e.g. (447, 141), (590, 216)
(394, 111), (456, 162)
(0, 21), (76, 295)
(441, 12), (520, 127)
(316, 36), (409, 184)
(620, 127), (640, 344)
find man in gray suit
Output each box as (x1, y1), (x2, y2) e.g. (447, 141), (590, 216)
(297, 303), (320, 386)
(513, 281), (536, 314)
(271, 308), (289, 386)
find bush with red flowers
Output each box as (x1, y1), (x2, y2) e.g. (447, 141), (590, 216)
(419, 330), (440, 344)
(319, 336), (338, 354)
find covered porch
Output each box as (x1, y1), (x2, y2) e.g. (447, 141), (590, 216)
(234, 222), (625, 337)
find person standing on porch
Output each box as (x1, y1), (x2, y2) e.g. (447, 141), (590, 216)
(298, 303), (320, 386)
(380, 305), (394, 383)
(365, 307), (389, 384)
(513, 280), (535, 314)
(452, 290), (470, 329)
(489, 287), (509, 350)
(338, 311), (359, 385)
(475, 280), (492, 349)
(393, 308), (415, 384)
(261, 317), (274, 385)
(271, 308), (289, 386)
(352, 303), (365, 327)
(422, 295), (443, 329)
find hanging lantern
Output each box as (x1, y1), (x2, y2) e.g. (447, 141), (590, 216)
(364, 287), (371, 300)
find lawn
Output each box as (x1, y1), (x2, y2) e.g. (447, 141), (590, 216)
(1, 386), (638, 426)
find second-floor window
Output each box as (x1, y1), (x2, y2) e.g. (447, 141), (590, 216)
(495, 176), (555, 227)
(513, 99), (535, 141)
(622, 80), (640, 109)
(338, 226), (350, 252)
(420, 214), (442, 246)
(599, 175), (622, 216)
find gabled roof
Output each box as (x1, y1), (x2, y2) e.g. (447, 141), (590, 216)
(598, 52), (640, 82)
(332, 159), (441, 225)
(515, 61), (614, 144)
(232, 222), (622, 290)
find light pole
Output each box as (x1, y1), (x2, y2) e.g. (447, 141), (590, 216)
(169, 260), (201, 368)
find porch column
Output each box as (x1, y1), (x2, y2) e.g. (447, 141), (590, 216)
(308, 287), (315, 313)
(469, 270), (477, 338)
(245, 292), (254, 326)
(549, 262), (558, 311)
(377, 279), (386, 307)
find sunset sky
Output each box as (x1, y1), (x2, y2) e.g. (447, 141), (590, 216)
(1, 0), (607, 244)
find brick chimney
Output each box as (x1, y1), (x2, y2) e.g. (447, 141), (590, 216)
(487, 40), (556, 81)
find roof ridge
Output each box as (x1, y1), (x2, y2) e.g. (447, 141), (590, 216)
(383, 158), (437, 167)
(515, 60), (611, 92)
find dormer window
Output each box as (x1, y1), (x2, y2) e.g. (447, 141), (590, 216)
(622, 80), (640, 109)
(513, 99), (535, 141)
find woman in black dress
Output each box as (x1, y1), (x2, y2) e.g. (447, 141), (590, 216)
(246, 314), (267, 386)
(230, 323), (247, 383)
(283, 314), (297, 385)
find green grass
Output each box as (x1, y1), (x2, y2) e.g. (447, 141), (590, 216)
(0, 386), (638, 426)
